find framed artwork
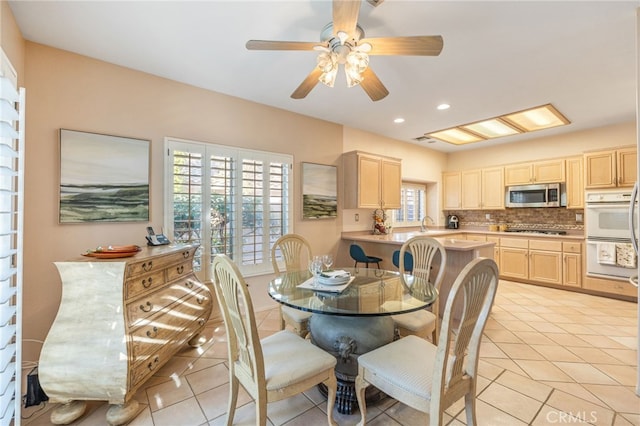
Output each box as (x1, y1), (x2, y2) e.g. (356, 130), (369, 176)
(302, 162), (337, 219)
(59, 129), (150, 223)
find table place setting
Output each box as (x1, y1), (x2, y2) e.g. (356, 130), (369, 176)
(297, 269), (355, 293)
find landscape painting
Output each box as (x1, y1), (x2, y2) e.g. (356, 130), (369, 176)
(59, 129), (150, 223)
(302, 162), (337, 219)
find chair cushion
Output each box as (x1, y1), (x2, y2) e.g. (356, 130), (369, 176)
(358, 335), (436, 401)
(392, 309), (436, 333)
(261, 330), (336, 391)
(281, 305), (312, 323)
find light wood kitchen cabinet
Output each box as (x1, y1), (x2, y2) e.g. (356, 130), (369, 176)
(461, 169), (481, 209)
(565, 156), (584, 209)
(452, 167), (504, 210)
(562, 241), (582, 287)
(39, 244), (213, 425)
(504, 159), (565, 185)
(499, 237), (529, 280)
(528, 240), (562, 285)
(487, 236), (500, 271)
(343, 151), (402, 209)
(584, 146), (637, 189)
(442, 171), (462, 209)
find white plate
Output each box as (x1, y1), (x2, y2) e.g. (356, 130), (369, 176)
(317, 274), (350, 286)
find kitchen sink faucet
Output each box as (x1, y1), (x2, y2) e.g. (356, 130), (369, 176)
(420, 216), (434, 232)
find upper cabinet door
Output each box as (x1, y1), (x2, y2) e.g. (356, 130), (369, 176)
(617, 147), (637, 188)
(442, 172), (462, 210)
(482, 166), (505, 209)
(533, 159), (565, 183)
(380, 159), (402, 209)
(504, 164), (532, 186)
(358, 155), (382, 208)
(461, 169), (481, 210)
(565, 156), (584, 209)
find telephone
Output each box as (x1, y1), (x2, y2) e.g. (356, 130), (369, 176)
(146, 227), (171, 246)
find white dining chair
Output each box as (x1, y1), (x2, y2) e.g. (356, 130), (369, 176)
(212, 254), (338, 426)
(391, 235), (447, 342)
(271, 233), (313, 337)
(355, 257), (499, 426)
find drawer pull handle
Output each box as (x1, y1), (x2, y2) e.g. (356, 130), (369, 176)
(176, 265), (184, 274)
(196, 296), (204, 304)
(140, 301), (153, 313)
(142, 277), (153, 288)
(185, 280), (194, 289)
(198, 318), (206, 326)
(146, 326), (158, 338)
(143, 261), (153, 272)
(147, 356), (160, 371)
(182, 251), (190, 259)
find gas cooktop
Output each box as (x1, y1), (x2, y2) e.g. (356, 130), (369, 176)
(504, 229), (568, 235)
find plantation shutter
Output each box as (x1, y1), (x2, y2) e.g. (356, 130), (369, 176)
(0, 52), (24, 426)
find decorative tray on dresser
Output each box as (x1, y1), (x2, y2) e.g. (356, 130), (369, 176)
(39, 243), (213, 425)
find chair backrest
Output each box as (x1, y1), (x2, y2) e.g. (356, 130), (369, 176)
(271, 234), (312, 274)
(399, 236), (446, 288)
(350, 243), (368, 262)
(430, 257), (499, 415)
(392, 250), (414, 272)
(212, 254), (264, 394)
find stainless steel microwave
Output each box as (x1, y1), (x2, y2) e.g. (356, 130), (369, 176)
(506, 183), (565, 208)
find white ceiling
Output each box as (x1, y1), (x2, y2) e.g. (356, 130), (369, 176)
(8, 0), (640, 153)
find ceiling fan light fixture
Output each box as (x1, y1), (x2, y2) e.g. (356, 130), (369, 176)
(319, 67), (338, 88)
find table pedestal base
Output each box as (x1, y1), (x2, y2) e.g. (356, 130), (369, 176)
(310, 315), (394, 415)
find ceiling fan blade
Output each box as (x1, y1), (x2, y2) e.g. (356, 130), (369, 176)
(333, 0), (361, 38)
(291, 68), (323, 99)
(246, 40), (320, 51)
(360, 67), (389, 102)
(359, 36), (444, 56)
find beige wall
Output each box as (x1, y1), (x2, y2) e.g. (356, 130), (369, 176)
(1, 1), (24, 80)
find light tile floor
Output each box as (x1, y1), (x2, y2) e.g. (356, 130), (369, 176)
(22, 280), (639, 425)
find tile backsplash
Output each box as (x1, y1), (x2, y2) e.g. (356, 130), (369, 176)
(444, 208), (584, 231)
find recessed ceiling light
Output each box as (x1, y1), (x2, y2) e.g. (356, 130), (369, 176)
(437, 104), (450, 110)
(394, 118), (405, 124)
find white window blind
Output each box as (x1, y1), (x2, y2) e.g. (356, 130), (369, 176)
(394, 182), (426, 227)
(164, 138), (292, 278)
(0, 53), (24, 426)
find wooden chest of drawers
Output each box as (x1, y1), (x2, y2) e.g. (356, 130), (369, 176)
(39, 244), (212, 425)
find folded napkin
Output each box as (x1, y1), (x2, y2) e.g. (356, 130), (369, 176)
(297, 275), (355, 293)
(320, 270), (350, 278)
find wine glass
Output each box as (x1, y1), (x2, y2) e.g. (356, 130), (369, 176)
(308, 258), (323, 286)
(322, 254), (334, 271)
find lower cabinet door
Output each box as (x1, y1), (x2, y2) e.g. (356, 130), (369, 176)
(529, 250), (562, 285)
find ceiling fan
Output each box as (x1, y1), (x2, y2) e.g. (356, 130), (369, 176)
(246, 0), (443, 102)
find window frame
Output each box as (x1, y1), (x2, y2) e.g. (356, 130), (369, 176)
(164, 137), (293, 280)
(393, 181), (427, 228)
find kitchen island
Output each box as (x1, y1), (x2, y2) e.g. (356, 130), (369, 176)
(339, 230), (495, 316)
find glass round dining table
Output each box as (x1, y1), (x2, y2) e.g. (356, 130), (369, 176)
(268, 267), (437, 415)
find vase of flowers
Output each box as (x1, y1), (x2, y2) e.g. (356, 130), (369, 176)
(373, 208), (388, 235)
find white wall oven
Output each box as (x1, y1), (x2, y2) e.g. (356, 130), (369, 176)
(585, 191), (637, 281)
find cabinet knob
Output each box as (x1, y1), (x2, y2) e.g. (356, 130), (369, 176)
(182, 251), (190, 259)
(146, 326), (158, 338)
(142, 261), (153, 272)
(176, 265), (184, 275)
(185, 280), (194, 289)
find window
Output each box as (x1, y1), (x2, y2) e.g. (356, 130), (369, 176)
(164, 138), (292, 279)
(394, 182), (426, 227)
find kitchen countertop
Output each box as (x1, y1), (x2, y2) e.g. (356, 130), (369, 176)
(342, 227), (585, 244)
(342, 230), (495, 251)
